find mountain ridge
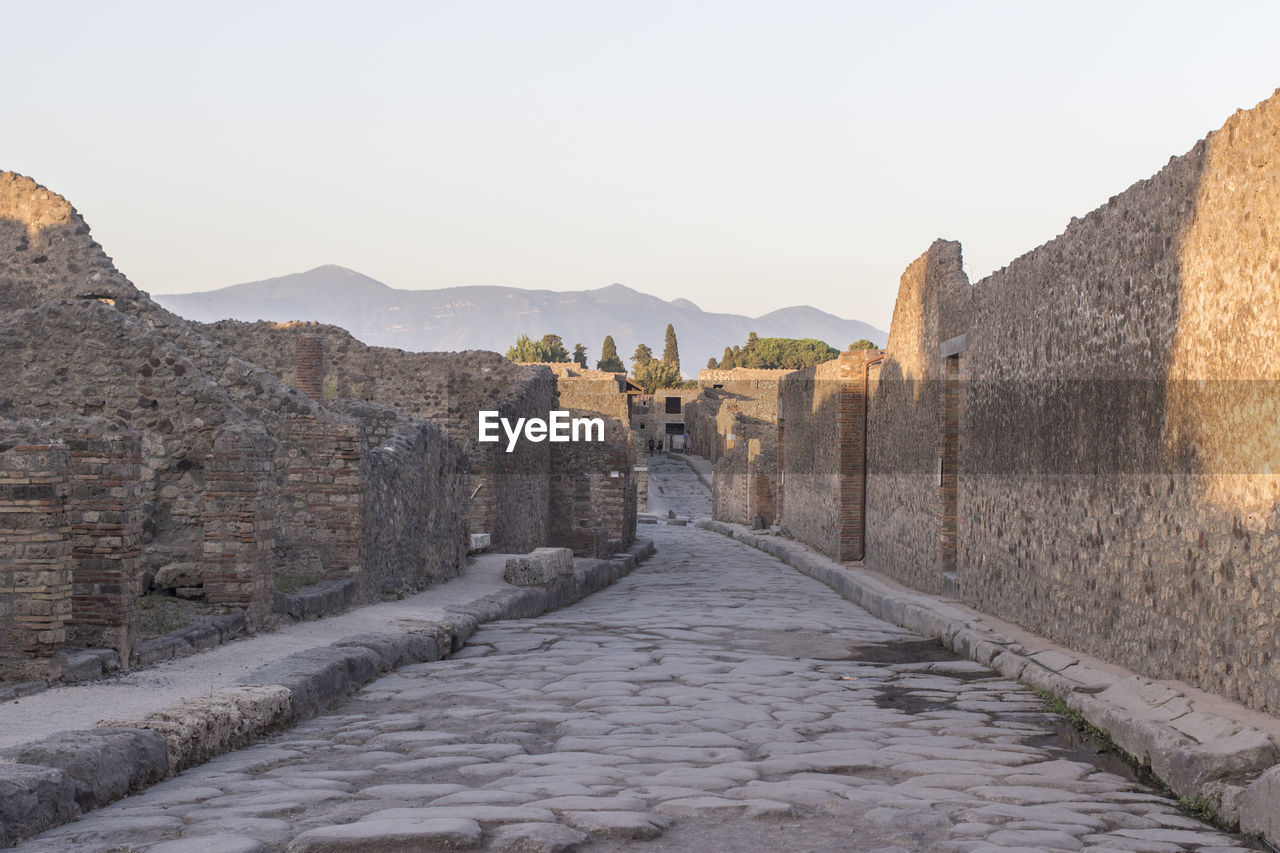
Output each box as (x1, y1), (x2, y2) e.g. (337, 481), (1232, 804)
(155, 265), (886, 375)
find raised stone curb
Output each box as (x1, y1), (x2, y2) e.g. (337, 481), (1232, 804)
(697, 518), (1280, 847)
(0, 539), (654, 848)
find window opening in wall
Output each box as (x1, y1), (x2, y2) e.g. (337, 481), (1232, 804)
(664, 396), (682, 414)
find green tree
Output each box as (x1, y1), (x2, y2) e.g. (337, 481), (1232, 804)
(539, 334), (569, 363)
(745, 331), (759, 353)
(504, 333), (570, 363)
(632, 343), (654, 367)
(572, 342), (588, 368)
(662, 323), (680, 374)
(720, 347), (735, 369)
(849, 338), (877, 350)
(706, 356), (718, 369)
(597, 335), (625, 372)
(631, 358), (683, 394)
(737, 337), (838, 369)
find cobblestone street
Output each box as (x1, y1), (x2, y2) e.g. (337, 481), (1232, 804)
(16, 457), (1255, 852)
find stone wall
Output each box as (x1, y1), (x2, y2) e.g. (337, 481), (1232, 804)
(0, 173), (476, 681)
(686, 369), (789, 461)
(630, 389), (700, 450)
(777, 351), (879, 563)
(361, 421), (468, 598)
(549, 438), (637, 557)
(712, 436), (777, 528)
(855, 90), (1280, 713)
(0, 419), (144, 679)
(197, 321), (554, 552)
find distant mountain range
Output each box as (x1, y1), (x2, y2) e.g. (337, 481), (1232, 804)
(155, 265), (885, 375)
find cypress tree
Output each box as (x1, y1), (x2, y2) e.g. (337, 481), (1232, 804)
(597, 335), (624, 372)
(662, 323), (680, 373)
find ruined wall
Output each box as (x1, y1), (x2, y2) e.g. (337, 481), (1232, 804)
(197, 321), (554, 552)
(362, 421), (468, 597)
(779, 351), (879, 563)
(863, 90), (1280, 713)
(0, 174), (478, 666)
(687, 369), (789, 461)
(0, 302), (260, 574)
(549, 438), (636, 557)
(712, 436), (777, 528)
(0, 419), (144, 679)
(630, 389), (700, 450)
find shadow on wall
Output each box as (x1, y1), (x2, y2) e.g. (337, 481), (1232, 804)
(862, 91), (1280, 714)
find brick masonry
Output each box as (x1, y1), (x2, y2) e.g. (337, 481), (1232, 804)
(0, 428), (72, 681)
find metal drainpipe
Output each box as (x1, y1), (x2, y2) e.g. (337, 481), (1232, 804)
(857, 353), (885, 562)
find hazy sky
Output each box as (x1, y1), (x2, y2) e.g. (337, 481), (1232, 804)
(3, 1), (1278, 330)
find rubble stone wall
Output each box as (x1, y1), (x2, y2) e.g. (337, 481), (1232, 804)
(361, 421), (468, 597)
(860, 91), (1280, 713)
(197, 321), (554, 552)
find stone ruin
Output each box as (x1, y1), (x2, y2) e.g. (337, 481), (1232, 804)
(0, 172), (636, 686)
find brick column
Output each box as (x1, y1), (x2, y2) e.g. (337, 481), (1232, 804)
(295, 334), (324, 400)
(64, 430), (142, 666)
(0, 436), (72, 681)
(203, 426), (276, 628)
(836, 350), (879, 563)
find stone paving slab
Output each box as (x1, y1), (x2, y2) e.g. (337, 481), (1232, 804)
(697, 518), (1280, 845)
(0, 541), (655, 847)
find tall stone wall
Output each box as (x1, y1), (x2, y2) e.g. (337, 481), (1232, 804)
(864, 241), (968, 594)
(859, 90), (1280, 713)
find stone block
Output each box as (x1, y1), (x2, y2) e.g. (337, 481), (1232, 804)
(54, 650), (105, 683)
(503, 548), (574, 586)
(1240, 764), (1280, 844)
(468, 533), (491, 553)
(174, 624), (221, 652)
(0, 727), (168, 811)
(153, 562), (202, 590)
(0, 762), (78, 847)
(212, 612), (246, 642)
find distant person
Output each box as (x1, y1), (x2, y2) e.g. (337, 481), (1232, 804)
(647, 437), (655, 456)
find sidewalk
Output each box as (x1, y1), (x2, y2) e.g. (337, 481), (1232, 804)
(0, 541), (655, 847)
(698, 519), (1280, 845)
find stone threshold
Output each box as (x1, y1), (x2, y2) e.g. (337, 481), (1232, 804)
(697, 519), (1280, 848)
(0, 539), (656, 848)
